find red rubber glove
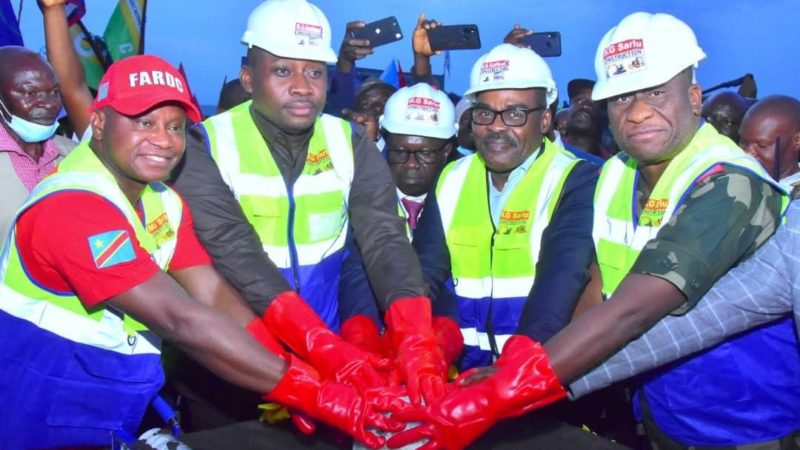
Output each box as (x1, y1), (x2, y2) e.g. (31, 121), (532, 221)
(340, 314), (388, 357)
(384, 297), (448, 405)
(432, 316), (463, 366)
(266, 354), (412, 449)
(246, 316), (317, 434)
(386, 335), (567, 450)
(264, 291), (391, 391)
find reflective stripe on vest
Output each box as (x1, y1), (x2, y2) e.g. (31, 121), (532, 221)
(437, 142), (580, 368)
(593, 123), (787, 297)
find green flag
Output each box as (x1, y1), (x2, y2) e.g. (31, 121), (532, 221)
(103, 0), (146, 62)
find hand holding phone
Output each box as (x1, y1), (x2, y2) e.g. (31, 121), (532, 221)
(348, 16), (403, 48)
(426, 24), (481, 52)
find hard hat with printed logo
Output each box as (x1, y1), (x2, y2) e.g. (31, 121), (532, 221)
(463, 43), (557, 107)
(241, 0), (337, 63)
(380, 83), (457, 140)
(592, 12), (706, 101)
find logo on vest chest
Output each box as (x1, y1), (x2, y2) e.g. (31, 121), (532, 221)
(498, 210), (530, 235)
(305, 149), (334, 175)
(147, 212), (176, 245)
(640, 198), (668, 227)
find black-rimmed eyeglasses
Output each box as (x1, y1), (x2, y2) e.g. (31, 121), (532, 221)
(386, 147), (446, 164)
(471, 106), (546, 127)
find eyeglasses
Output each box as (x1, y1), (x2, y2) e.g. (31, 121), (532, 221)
(471, 106), (546, 127)
(386, 147), (446, 164)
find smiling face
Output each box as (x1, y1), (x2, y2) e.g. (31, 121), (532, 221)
(472, 88), (550, 188)
(607, 69), (701, 167)
(241, 48), (327, 133)
(91, 104), (187, 202)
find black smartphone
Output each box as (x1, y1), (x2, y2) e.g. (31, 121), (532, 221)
(520, 31), (561, 57)
(348, 16), (403, 47)
(427, 24), (481, 52)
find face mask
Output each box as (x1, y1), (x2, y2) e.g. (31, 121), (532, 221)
(0, 99), (59, 143)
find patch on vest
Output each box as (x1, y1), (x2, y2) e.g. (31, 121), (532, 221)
(88, 229), (136, 269)
(640, 198), (668, 227)
(305, 148), (334, 175)
(498, 210), (530, 235)
(602, 39), (645, 80)
(147, 212), (176, 246)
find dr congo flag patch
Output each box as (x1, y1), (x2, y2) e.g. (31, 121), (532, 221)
(88, 230), (136, 269)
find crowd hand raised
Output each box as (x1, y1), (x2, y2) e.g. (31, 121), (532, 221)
(341, 108), (379, 141)
(337, 20), (375, 73)
(412, 13), (442, 57)
(386, 336), (567, 450)
(264, 291), (392, 392)
(503, 24), (534, 48)
(37, 0), (68, 9)
(267, 355), (413, 449)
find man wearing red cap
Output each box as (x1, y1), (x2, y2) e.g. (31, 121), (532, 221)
(0, 55), (406, 450)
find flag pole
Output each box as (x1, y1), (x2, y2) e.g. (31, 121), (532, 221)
(138, 0), (147, 54)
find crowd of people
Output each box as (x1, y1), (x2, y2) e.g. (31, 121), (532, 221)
(1, 0), (800, 449)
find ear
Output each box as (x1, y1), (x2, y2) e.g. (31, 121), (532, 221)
(240, 65), (254, 95)
(539, 107), (553, 135)
(89, 110), (105, 141)
(792, 130), (800, 153)
(688, 83), (703, 117)
(441, 141), (455, 161)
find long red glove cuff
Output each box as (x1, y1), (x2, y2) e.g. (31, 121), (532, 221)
(246, 316), (286, 358)
(492, 335), (567, 418)
(385, 297), (446, 373)
(340, 315), (387, 357)
(265, 354), (321, 410)
(432, 316), (464, 365)
(264, 291), (327, 359)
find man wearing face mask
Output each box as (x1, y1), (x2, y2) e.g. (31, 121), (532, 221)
(0, 46), (75, 244)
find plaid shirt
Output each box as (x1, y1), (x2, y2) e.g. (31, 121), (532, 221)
(570, 200), (800, 399)
(0, 124), (60, 191)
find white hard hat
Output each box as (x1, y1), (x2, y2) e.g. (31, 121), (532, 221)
(241, 0), (337, 63)
(464, 43), (557, 107)
(380, 83), (457, 140)
(592, 12), (706, 101)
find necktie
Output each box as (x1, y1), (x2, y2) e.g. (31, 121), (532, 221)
(401, 198), (424, 231)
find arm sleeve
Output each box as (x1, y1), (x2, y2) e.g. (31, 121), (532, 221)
(337, 227), (384, 328)
(347, 130), (427, 312)
(166, 196), (212, 271)
(325, 68), (360, 115)
(515, 162), (598, 342)
(569, 201), (799, 398)
(412, 186), (459, 320)
(15, 193), (160, 307)
(631, 166), (783, 313)
(169, 126), (291, 314)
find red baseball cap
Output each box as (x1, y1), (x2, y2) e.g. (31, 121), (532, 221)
(90, 54), (203, 123)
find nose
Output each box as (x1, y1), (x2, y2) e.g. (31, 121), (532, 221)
(485, 112), (508, 133)
(404, 153), (422, 168)
(625, 94), (654, 124)
(289, 72), (312, 96)
(147, 124), (172, 148)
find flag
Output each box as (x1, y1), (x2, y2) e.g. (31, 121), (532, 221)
(88, 230), (136, 269)
(69, 24), (106, 89)
(0, 0), (23, 46)
(64, 0), (86, 26)
(396, 60), (407, 88)
(103, 0), (146, 62)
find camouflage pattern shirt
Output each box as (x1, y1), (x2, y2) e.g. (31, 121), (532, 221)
(630, 165), (783, 314)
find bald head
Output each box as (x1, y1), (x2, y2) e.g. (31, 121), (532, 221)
(702, 91), (747, 142)
(0, 46), (61, 126)
(739, 95), (800, 180)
